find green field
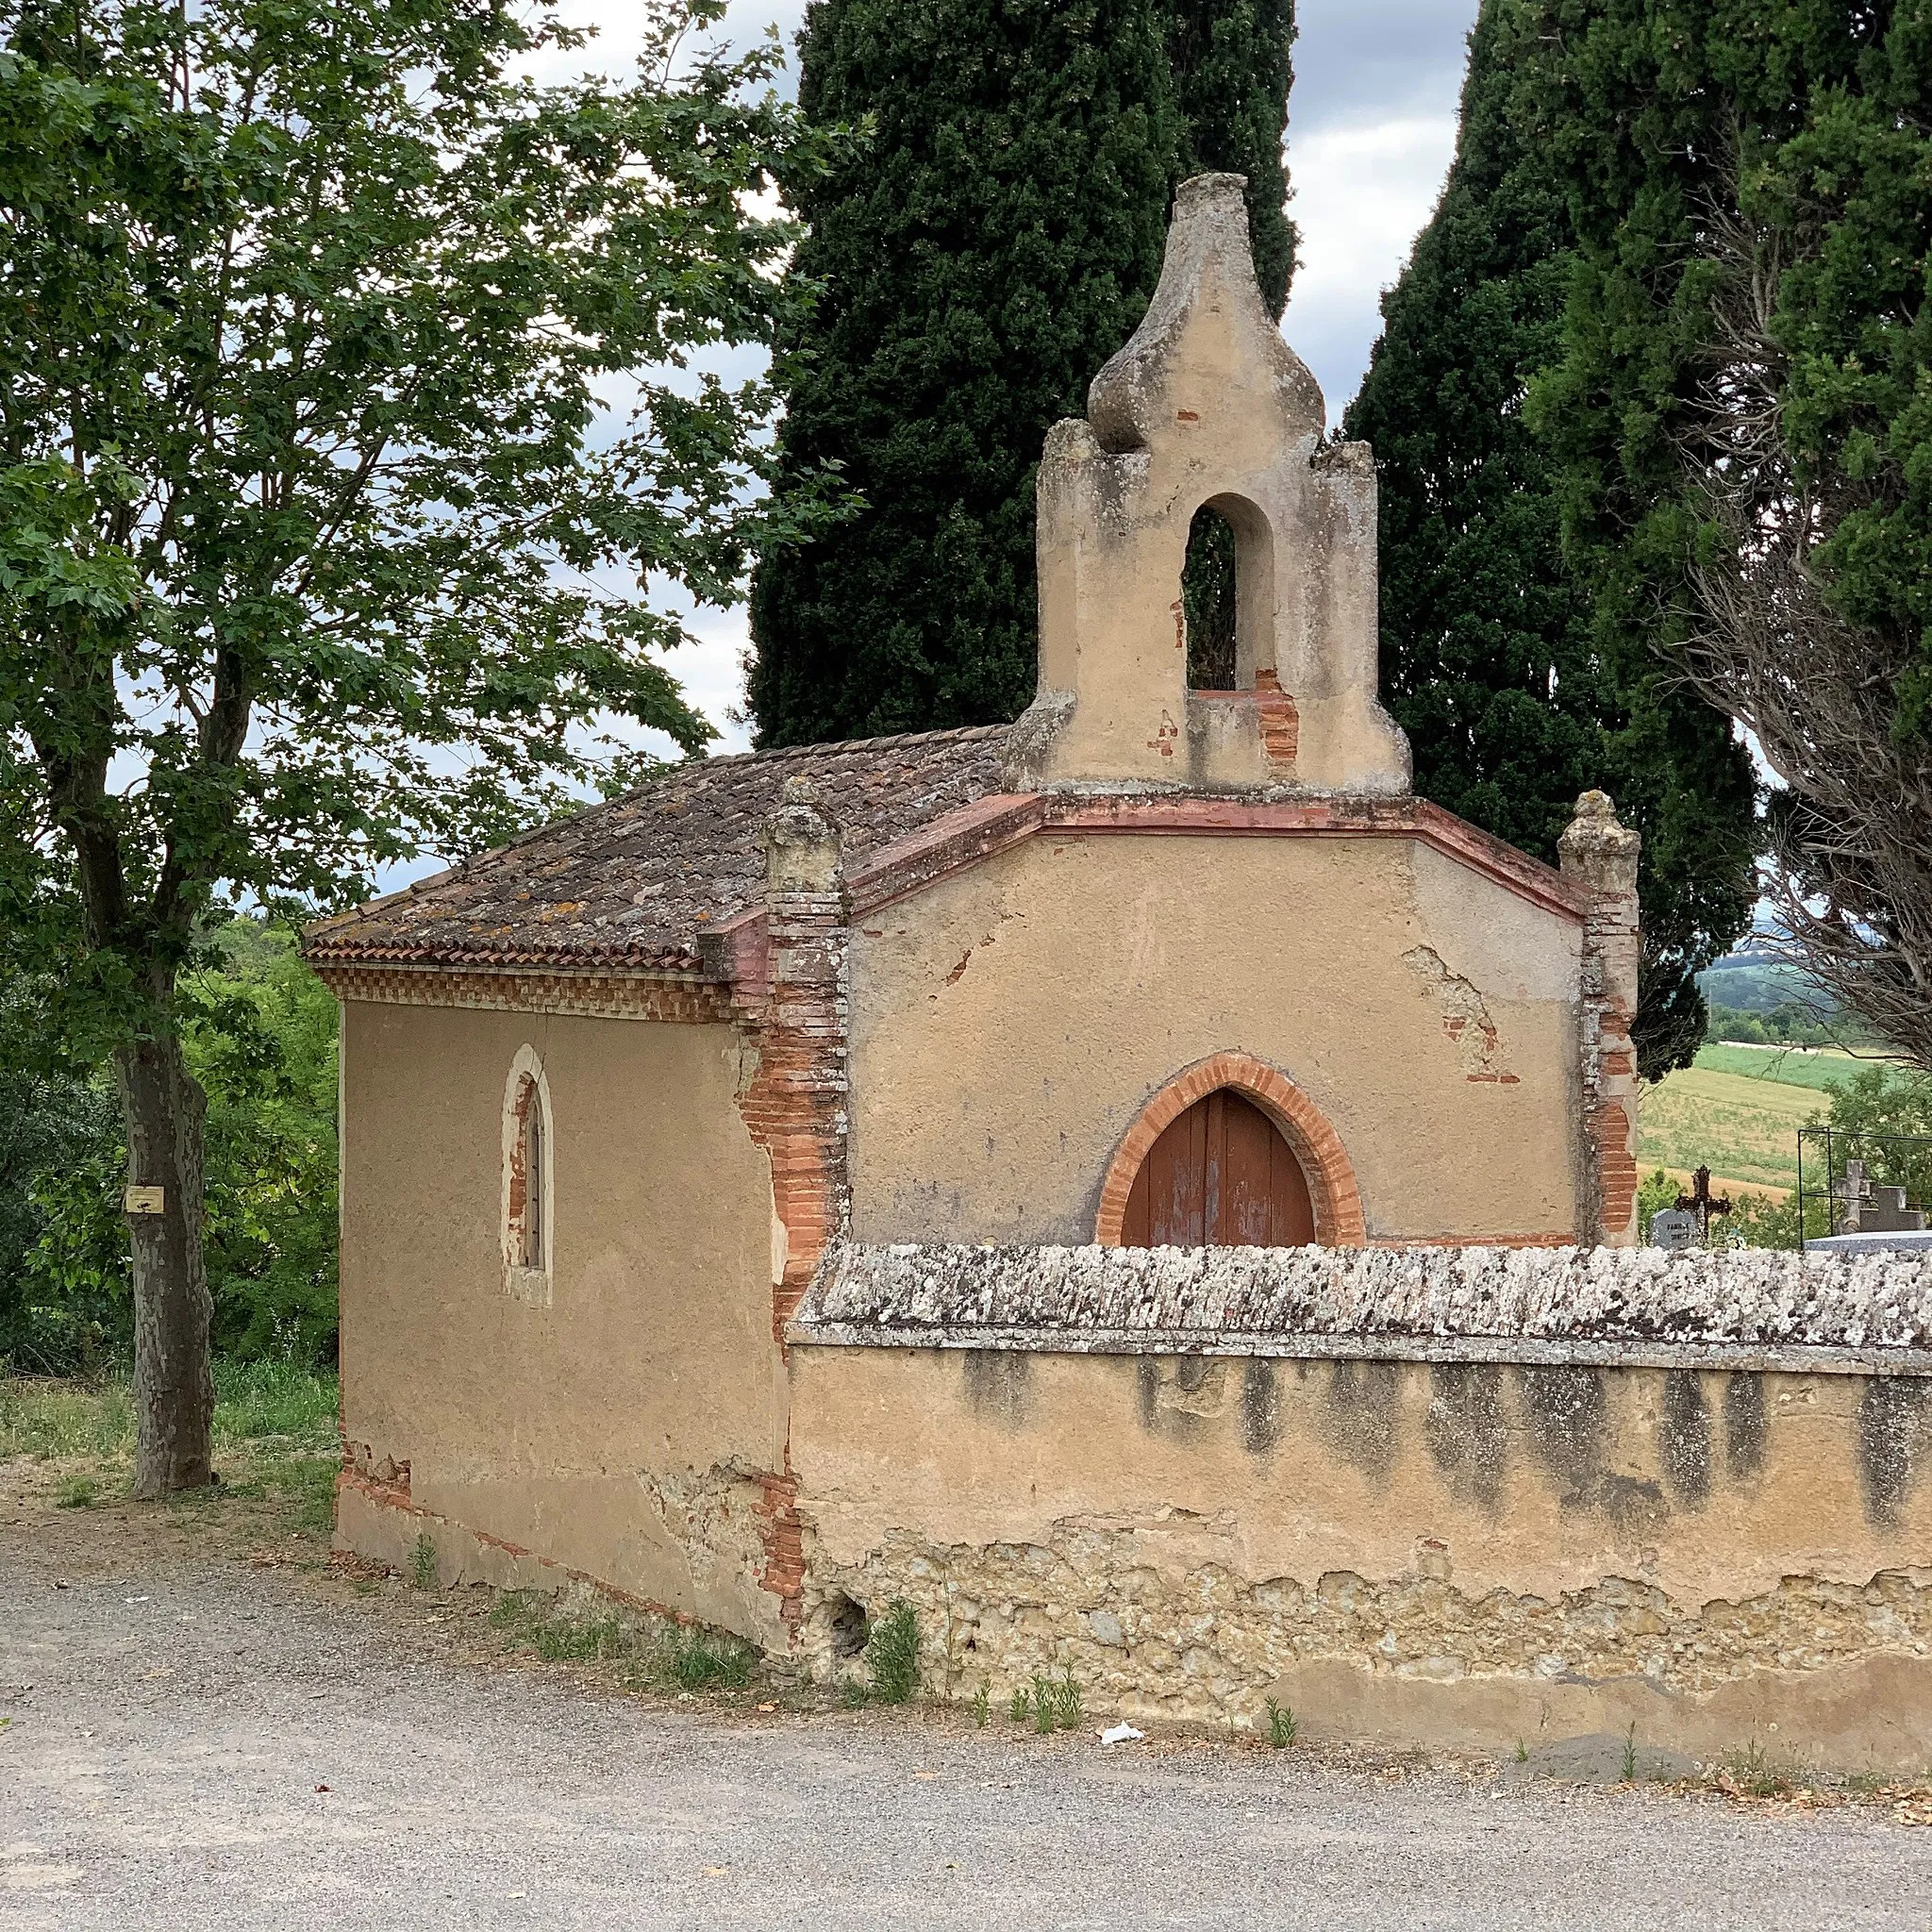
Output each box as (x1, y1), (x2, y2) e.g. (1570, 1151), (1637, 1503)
(1635, 1044), (1872, 1197)
(1690, 1041), (1878, 1093)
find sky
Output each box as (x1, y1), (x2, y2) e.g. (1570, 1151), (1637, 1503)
(535, 0), (1483, 758)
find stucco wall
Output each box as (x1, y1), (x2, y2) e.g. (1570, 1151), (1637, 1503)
(847, 833), (1585, 1245)
(335, 1001), (788, 1642)
(788, 1341), (1932, 1770)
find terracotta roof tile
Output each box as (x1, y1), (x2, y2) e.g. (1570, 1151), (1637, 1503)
(305, 724), (1011, 973)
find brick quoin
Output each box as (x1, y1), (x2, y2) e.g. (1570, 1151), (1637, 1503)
(732, 798), (852, 1639)
(1251, 669), (1300, 769)
(1094, 1051), (1368, 1247)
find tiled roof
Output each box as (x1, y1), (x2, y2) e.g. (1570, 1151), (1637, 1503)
(305, 724), (1011, 973)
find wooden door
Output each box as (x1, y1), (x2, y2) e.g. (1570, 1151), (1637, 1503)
(1119, 1088), (1316, 1247)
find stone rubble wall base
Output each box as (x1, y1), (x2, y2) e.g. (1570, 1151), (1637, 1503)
(797, 1524), (1932, 1774)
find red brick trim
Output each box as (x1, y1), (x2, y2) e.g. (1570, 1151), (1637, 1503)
(1095, 1052), (1367, 1247)
(754, 1468), (806, 1634)
(1251, 669), (1300, 769)
(734, 889), (849, 1338)
(1592, 1094), (1641, 1248)
(313, 962), (733, 1023)
(1047, 796), (1585, 924)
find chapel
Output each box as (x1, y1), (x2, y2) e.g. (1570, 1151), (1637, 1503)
(307, 174), (1643, 1645)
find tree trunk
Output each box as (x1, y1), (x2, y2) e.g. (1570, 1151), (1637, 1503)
(115, 1032), (214, 1497)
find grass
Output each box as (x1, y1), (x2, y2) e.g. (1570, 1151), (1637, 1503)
(1692, 1042), (1873, 1093)
(1267, 1697), (1298, 1750)
(0, 1358), (338, 1464)
(485, 1590), (758, 1695)
(0, 1360), (341, 1530)
(1639, 1062), (1824, 1194)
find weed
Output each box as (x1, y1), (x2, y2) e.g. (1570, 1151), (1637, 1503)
(0, 1379), (136, 1460)
(1621, 1724), (1638, 1783)
(1056, 1666), (1083, 1733)
(971, 1681), (991, 1728)
(409, 1532), (438, 1591)
(490, 1590), (537, 1632)
(1008, 1686), (1031, 1724)
(1266, 1698), (1298, 1750)
(535, 1617), (626, 1663)
(54, 1474), (97, 1509)
(1514, 1737), (1529, 1764)
(211, 1360), (339, 1451)
(1722, 1739), (1793, 1799)
(840, 1677), (872, 1708)
(863, 1600), (920, 1706)
(664, 1629), (754, 1692)
(1031, 1674), (1057, 1735)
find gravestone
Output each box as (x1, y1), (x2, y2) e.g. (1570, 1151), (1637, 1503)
(1649, 1209), (1700, 1251)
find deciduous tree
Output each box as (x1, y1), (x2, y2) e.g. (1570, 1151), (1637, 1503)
(0, 0), (839, 1491)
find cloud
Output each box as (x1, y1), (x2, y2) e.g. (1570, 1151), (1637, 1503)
(1283, 111), (1461, 425)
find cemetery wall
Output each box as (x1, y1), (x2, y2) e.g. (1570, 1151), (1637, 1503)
(787, 1242), (1932, 1771)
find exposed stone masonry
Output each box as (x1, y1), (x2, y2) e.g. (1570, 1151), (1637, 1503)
(1559, 791), (1643, 1246)
(802, 1523), (1932, 1727)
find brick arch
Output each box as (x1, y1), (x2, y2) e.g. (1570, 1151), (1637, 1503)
(1094, 1052), (1366, 1248)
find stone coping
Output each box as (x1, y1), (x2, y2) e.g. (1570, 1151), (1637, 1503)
(789, 1241), (1932, 1376)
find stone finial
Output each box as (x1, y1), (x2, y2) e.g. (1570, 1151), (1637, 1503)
(1557, 791), (1641, 889)
(762, 776), (842, 896)
(1011, 172), (1409, 797)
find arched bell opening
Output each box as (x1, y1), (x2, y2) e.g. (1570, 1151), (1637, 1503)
(1181, 492), (1275, 693)
(1095, 1052), (1366, 1249)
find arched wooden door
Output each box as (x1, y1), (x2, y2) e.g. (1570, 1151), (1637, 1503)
(1119, 1087), (1315, 1247)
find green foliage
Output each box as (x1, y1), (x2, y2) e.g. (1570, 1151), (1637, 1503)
(1510, 0), (1932, 1062)
(1342, 0), (1757, 1080)
(1522, 0), (1932, 741)
(748, 0), (1297, 745)
(485, 1590), (758, 1690)
(410, 1534), (439, 1591)
(0, 1358), (336, 1463)
(862, 1598), (921, 1706)
(971, 1679), (991, 1726)
(666, 1629), (755, 1692)
(1707, 1004), (1834, 1050)
(1636, 1167), (1678, 1236)
(1815, 1064), (1932, 1216)
(0, 0), (844, 1458)
(1019, 1665), (1082, 1732)
(1265, 1696), (1296, 1748)
(54, 1473), (98, 1508)
(1030, 1672), (1058, 1734)
(1, 922), (341, 1372)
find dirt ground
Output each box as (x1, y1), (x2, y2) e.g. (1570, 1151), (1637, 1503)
(4, 1452), (1932, 1930)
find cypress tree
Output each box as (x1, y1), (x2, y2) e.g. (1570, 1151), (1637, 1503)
(1517, 0), (1932, 1064)
(1343, 0), (1757, 1078)
(748, 0), (1295, 747)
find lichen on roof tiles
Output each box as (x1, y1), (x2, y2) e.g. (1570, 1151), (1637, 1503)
(305, 724), (1011, 972)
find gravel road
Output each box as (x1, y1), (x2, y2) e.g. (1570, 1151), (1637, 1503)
(4, 1499), (1931, 1930)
